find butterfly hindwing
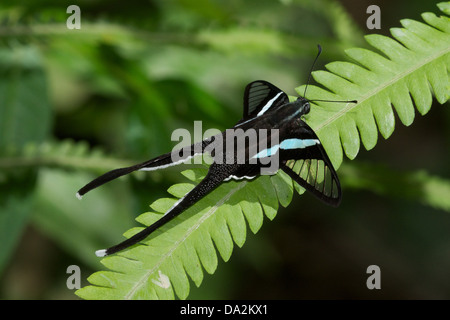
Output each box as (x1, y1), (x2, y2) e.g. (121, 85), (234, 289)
(243, 80), (289, 119)
(282, 159), (341, 207)
(76, 138), (214, 199)
(277, 121), (342, 207)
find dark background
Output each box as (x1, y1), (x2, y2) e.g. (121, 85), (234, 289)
(0, 0), (448, 299)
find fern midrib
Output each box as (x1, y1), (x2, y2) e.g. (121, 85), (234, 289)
(124, 181), (247, 300)
(315, 45), (450, 132)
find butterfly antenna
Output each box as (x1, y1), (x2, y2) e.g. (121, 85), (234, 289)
(303, 44), (322, 98)
(304, 45), (358, 105)
(309, 99), (358, 104)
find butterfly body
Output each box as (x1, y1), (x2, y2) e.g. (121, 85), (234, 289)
(77, 80), (345, 257)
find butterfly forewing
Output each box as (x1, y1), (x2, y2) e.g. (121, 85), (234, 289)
(243, 80), (289, 119)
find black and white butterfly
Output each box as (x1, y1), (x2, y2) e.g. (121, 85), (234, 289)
(77, 45), (356, 257)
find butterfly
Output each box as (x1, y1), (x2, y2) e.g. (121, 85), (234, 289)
(76, 45), (357, 257)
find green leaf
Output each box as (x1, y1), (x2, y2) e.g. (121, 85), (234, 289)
(341, 161), (450, 212)
(0, 183), (34, 275)
(77, 3), (449, 300)
(0, 44), (52, 275)
(0, 139), (133, 173)
(0, 44), (52, 154)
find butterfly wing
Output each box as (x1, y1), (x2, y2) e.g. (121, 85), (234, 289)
(278, 121), (342, 207)
(97, 162), (234, 256)
(76, 137), (216, 199)
(243, 80), (290, 120)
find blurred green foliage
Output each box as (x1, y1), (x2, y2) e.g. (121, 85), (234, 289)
(0, 0), (448, 299)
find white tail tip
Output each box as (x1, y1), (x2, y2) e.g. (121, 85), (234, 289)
(95, 249), (107, 257)
(76, 192), (83, 200)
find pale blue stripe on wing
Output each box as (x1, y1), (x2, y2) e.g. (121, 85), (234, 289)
(280, 138), (320, 150)
(252, 138), (319, 159)
(257, 92), (284, 116)
(252, 144), (280, 158)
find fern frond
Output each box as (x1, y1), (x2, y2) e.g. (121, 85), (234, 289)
(340, 161), (450, 212)
(0, 139), (131, 172)
(77, 167), (292, 299)
(76, 3), (449, 300)
(299, 6), (449, 166)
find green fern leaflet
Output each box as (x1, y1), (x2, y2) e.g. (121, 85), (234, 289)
(76, 3), (449, 300)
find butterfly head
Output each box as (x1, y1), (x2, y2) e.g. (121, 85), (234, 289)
(295, 96), (311, 116)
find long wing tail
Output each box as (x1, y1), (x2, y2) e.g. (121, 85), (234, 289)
(95, 164), (227, 256)
(76, 138), (214, 199)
